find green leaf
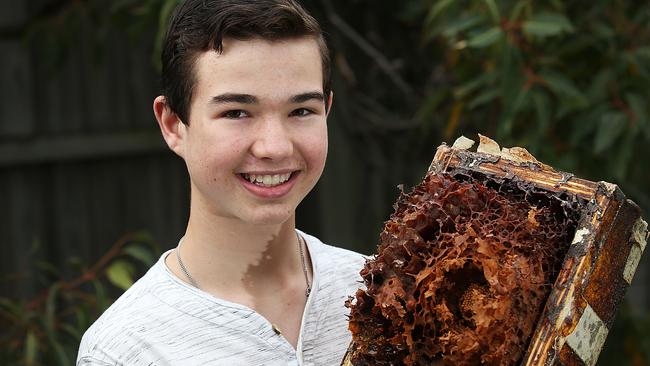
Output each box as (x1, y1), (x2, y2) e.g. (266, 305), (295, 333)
(484, 0), (500, 23)
(586, 69), (613, 101)
(426, 0), (455, 24)
(532, 90), (551, 134)
(45, 283), (60, 333)
(591, 21), (615, 39)
(626, 93), (647, 122)
(441, 15), (483, 38)
(153, 0), (181, 70)
(636, 46), (650, 59)
(556, 99), (587, 120)
(571, 105), (609, 145)
(75, 307), (89, 330)
(0, 297), (21, 315)
(123, 245), (156, 266)
(453, 73), (494, 99)
(132, 230), (155, 244)
(60, 323), (83, 340)
(467, 27), (503, 48)
(109, 0), (138, 13)
(93, 280), (110, 312)
(540, 71), (586, 101)
(498, 85), (529, 138)
(44, 325), (70, 366)
(498, 44), (524, 94)
(416, 89), (447, 125)
(24, 330), (38, 365)
(468, 88), (500, 109)
(523, 12), (574, 37)
(626, 93), (649, 136)
(39, 282), (70, 366)
(614, 129), (637, 180)
(509, 1), (529, 21)
(594, 112), (626, 154)
(624, 50), (650, 78)
(158, 0), (180, 29)
(106, 260), (135, 290)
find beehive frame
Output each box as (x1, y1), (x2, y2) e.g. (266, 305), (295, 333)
(342, 136), (648, 366)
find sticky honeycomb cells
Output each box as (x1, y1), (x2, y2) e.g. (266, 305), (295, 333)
(347, 172), (582, 366)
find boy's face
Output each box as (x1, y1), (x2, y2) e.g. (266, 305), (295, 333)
(177, 37), (329, 225)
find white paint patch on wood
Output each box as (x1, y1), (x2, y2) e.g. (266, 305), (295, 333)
(631, 219), (648, 251)
(571, 228), (590, 246)
(624, 245), (643, 285)
(623, 219), (648, 284)
(566, 304), (609, 366)
(477, 134), (501, 155)
(452, 136), (475, 150)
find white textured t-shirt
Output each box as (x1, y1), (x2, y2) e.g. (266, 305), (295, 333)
(77, 231), (365, 366)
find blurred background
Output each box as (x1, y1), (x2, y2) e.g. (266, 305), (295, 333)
(1, 0), (649, 364)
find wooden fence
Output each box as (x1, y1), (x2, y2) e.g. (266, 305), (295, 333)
(0, 3), (187, 298)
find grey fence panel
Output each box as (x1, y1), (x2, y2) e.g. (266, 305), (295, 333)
(126, 36), (160, 130)
(0, 2), (27, 28)
(51, 163), (94, 265)
(5, 167), (45, 298)
(0, 40), (35, 138)
(1, 157), (190, 296)
(0, 3), (190, 297)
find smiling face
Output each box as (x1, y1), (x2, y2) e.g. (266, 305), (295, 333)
(172, 37), (329, 226)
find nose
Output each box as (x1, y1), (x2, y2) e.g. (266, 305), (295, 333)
(250, 116), (294, 160)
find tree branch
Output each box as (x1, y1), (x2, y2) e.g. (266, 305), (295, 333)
(320, 0), (415, 97)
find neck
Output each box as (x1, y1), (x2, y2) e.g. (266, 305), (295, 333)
(174, 204), (305, 300)
(169, 190), (313, 349)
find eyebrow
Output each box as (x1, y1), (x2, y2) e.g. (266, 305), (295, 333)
(210, 93), (257, 105)
(209, 92), (325, 106)
(290, 92), (325, 104)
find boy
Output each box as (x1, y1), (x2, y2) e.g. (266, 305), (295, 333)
(77, 0), (364, 365)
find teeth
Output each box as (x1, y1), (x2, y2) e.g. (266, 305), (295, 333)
(242, 173), (292, 186)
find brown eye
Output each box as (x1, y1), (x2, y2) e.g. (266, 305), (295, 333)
(222, 110), (249, 119)
(289, 108), (314, 117)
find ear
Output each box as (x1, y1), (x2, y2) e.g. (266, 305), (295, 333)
(154, 96), (186, 158)
(325, 90), (334, 117)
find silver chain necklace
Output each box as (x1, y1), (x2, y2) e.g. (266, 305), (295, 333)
(175, 233), (312, 297)
(175, 237), (199, 288)
(297, 233), (312, 297)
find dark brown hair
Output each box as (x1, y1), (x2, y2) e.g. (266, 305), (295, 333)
(161, 0), (331, 123)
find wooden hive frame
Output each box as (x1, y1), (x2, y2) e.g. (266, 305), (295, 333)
(342, 135), (648, 366)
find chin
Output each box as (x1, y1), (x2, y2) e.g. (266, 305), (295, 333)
(242, 207), (296, 226)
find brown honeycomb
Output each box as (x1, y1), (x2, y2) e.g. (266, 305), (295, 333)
(346, 171), (582, 366)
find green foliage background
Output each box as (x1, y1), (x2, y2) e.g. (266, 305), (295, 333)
(1, 233), (159, 365)
(416, 0), (650, 196)
(1, 0), (649, 364)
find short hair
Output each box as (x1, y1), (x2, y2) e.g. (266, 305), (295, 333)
(161, 0), (331, 123)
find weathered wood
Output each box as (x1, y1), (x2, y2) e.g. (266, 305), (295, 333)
(0, 2), (27, 28)
(0, 130), (165, 166)
(0, 1), (188, 300)
(431, 141), (647, 366)
(0, 40), (35, 137)
(4, 168), (44, 298)
(126, 33), (160, 130)
(343, 137), (648, 366)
